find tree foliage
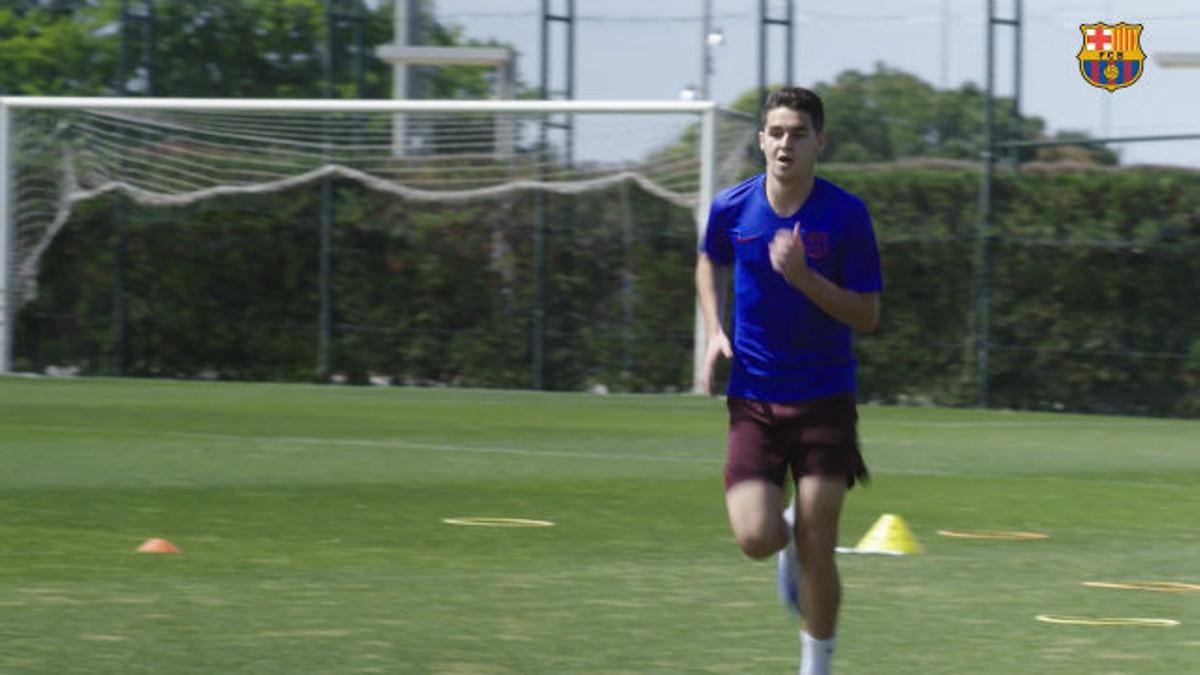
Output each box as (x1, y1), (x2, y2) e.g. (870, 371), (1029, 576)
(0, 0), (513, 99)
(730, 65), (1117, 165)
(19, 180), (699, 392)
(0, 2), (114, 95)
(828, 164), (1200, 416)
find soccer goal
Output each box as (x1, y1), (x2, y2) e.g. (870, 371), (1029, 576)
(0, 97), (756, 391)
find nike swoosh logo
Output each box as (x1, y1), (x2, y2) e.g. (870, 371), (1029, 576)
(736, 234), (761, 243)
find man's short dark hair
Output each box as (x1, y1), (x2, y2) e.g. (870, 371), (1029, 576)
(761, 87), (824, 133)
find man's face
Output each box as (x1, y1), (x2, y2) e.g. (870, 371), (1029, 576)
(758, 106), (826, 183)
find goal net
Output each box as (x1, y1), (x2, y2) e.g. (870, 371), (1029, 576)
(0, 97), (758, 391)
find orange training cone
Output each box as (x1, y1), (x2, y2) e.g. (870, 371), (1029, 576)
(853, 514), (922, 555)
(136, 538), (181, 554)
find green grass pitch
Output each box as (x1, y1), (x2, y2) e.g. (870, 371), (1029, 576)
(1, 376), (1197, 674)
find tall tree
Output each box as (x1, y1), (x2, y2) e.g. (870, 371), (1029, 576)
(0, 2), (114, 95)
(0, 0), (518, 99)
(731, 65), (1116, 165)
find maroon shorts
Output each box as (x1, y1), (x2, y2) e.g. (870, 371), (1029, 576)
(723, 393), (869, 490)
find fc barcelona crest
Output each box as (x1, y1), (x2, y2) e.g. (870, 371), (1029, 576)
(1078, 22), (1146, 92)
(802, 229), (829, 260)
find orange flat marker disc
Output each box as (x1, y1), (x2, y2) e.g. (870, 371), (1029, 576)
(136, 538), (181, 554)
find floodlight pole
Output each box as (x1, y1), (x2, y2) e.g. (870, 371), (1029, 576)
(114, 0), (157, 376)
(316, 0), (368, 381)
(0, 101), (11, 375)
(976, 2), (995, 409)
(975, 0), (1022, 408)
(533, 0), (576, 390)
(1007, 0), (1023, 168)
(540, 1), (576, 164)
(757, 0), (794, 108)
(119, 0), (157, 96)
(318, 0), (336, 381)
(701, 0), (714, 100)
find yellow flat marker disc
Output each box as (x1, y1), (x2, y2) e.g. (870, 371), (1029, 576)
(937, 529), (1049, 541)
(1036, 614), (1179, 627)
(1083, 581), (1200, 593)
(441, 517), (555, 528)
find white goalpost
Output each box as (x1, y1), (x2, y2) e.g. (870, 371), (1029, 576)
(0, 96), (751, 390)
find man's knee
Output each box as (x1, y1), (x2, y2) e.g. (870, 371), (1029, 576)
(724, 479), (787, 558)
(734, 528), (785, 559)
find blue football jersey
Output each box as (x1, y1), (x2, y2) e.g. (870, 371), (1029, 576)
(701, 175), (883, 401)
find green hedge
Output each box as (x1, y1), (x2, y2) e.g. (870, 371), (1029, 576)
(16, 180), (698, 392)
(16, 164), (1200, 416)
(825, 162), (1200, 416)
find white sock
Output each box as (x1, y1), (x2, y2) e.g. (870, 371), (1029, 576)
(800, 630), (836, 675)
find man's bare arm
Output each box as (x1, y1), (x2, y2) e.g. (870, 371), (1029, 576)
(695, 254), (733, 394)
(769, 225), (880, 333)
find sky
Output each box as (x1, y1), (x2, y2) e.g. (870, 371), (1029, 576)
(413, 0), (1200, 168)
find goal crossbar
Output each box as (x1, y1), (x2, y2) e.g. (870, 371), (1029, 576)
(0, 96), (717, 114)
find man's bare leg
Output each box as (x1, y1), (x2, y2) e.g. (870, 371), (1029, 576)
(793, 474), (846, 638)
(793, 474), (847, 675)
(724, 479), (788, 559)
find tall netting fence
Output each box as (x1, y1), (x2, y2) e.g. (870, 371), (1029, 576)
(832, 158), (1200, 417)
(6, 97), (1198, 414)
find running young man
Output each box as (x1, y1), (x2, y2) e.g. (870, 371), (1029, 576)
(695, 87), (882, 675)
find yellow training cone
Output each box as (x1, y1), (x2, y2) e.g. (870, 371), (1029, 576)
(854, 514), (922, 555)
